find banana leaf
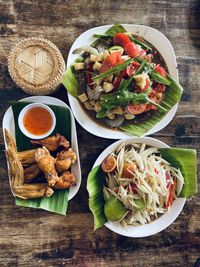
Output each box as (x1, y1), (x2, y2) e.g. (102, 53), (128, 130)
(159, 148), (197, 197)
(87, 148), (197, 230)
(62, 24), (183, 136)
(87, 166), (107, 230)
(11, 102), (71, 215)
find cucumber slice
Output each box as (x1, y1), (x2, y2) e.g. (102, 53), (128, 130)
(134, 198), (146, 210)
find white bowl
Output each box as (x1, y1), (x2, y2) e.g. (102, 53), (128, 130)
(92, 137), (186, 237)
(18, 103), (56, 140)
(67, 24), (179, 139)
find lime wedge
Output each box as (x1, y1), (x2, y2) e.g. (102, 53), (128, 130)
(104, 195), (127, 221)
(134, 199), (145, 210)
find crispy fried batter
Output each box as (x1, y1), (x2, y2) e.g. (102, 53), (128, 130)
(13, 184), (54, 199)
(35, 147), (59, 186)
(4, 129), (24, 187)
(55, 148), (77, 173)
(31, 133), (70, 151)
(53, 171), (76, 189)
(18, 149), (37, 166)
(24, 164), (42, 182)
(4, 129), (53, 200)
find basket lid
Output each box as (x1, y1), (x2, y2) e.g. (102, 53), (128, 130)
(8, 37), (65, 95)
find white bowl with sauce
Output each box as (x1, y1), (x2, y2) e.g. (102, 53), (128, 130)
(18, 103), (56, 139)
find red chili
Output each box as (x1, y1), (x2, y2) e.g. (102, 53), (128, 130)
(165, 179), (176, 208)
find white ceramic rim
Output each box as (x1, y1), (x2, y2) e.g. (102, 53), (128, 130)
(67, 24), (179, 139)
(2, 96), (81, 201)
(18, 102), (56, 140)
(92, 137), (186, 237)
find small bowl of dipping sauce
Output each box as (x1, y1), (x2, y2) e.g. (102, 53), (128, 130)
(18, 103), (56, 139)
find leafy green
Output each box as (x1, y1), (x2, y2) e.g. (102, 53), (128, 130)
(159, 148), (197, 197)
(62, 66), (79, 97)
(87, 165), (107, 230)
(105, 24), (127, 36)
(12, 101), (71, 215)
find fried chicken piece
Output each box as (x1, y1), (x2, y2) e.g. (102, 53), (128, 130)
(35, 147), (59, 186)
(53, 171), (76, 189)
(18, 149), (37, 166)
(55, 148), (77, 173)
(24, 164), (42, 182)
(31, 133), (70, 152)
(13, 184), (54, 199)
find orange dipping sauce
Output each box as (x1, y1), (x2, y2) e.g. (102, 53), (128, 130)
(23, 107), (53, 136)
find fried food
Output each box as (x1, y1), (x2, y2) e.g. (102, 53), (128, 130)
(4, 129), (24, 187)
(55, 148), (77, 173)
(5, 129), (53, 200)
(24, 164), (41, 182)
(18, 149), (37, 166)
(53, 171), (76, 189)
(35, 147), (59, 186)
(13, 184), (54, 199)
(31, 133), (70, 151)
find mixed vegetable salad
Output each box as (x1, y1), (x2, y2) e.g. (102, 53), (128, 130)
(87, 143), (197, 230)
(63, 24), (183, 136)
(101, 143), (184, 226)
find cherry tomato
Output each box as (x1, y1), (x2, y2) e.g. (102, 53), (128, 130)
(113, 33), (131, 47)
(101, 155), (117, 173)
(100, 51), (122, 73)
(126, 61), (140, 77)
(124, 42), (138, 58)
(127, 103), (147, 115)
(122, 162), (135, 178)
(154, 65), (166, 77)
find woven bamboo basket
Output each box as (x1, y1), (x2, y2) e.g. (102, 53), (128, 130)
(8, 37), (65, 95)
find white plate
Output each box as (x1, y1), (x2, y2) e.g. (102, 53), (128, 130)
(92, 137), (186, 237)
(2, 96), (81, 201)
(67, 24), (179, 139)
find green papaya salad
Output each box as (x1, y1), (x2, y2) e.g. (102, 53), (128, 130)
(63, 24), (183, 136)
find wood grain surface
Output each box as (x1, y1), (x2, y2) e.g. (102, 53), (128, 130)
(0, 0), (199, 266)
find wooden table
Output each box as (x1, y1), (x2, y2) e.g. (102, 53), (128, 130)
(0, 1), (199, 266)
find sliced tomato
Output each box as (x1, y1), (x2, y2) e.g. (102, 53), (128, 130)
(127, 103), (147, 115)
(100, 51), (122, 73)
(124, 42), (138, 58)
(122, 162), (135, 178)
(153, 83), (166, 93)
(126, 61), (140, 77)
(154, 65), (166, 78)
(113, 33), (131, 47)
(101, 155), (117, 173)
